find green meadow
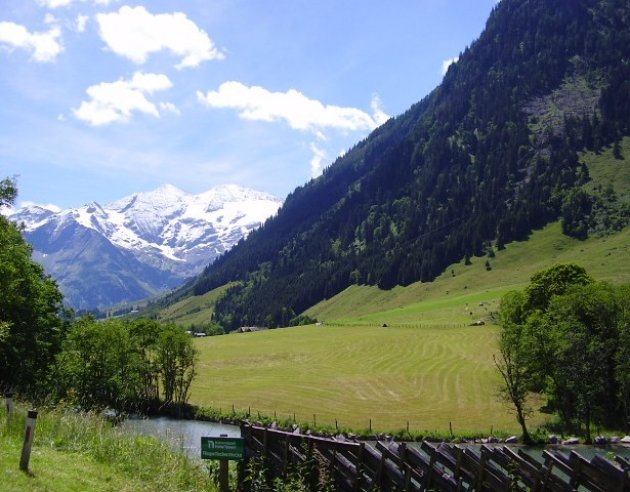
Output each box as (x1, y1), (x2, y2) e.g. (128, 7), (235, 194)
(183, 141), (630, 435)
(189, 220), (628, 434)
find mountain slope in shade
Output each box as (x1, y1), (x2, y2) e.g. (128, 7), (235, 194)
(8, 184), (282, 309)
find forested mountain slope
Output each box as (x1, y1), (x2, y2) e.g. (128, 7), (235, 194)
(187, 0), (630, 329)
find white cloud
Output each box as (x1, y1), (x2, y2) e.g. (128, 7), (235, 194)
(44, 13), (59, 25)
(36, 0), (115, 8)
(96, 6), (224, 69)
(75, 14), (89, 33)
(37, 0), (74, 7)
(159, 102), (181, 115)
(309, 143), (327, 178)
(370, 94), (389, 126)
(19, 201), (62, 213)
(0, 21), (63, 62)
(441, 56), (459, 75)
(197, 81), (388, 134)
(73, 72), (174, 126)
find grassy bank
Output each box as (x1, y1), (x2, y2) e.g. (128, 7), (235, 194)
(0, 404), (215, 492)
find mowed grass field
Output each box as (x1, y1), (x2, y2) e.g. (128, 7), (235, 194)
(190, 223), (628, 434)
(188, 141), (629, 435)
(192, 322), (534, 434)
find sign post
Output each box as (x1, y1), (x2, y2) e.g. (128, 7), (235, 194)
(201, 435), (244, 492)
(20, 409), (38, 472)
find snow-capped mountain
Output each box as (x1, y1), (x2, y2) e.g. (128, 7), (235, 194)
(8, 184), (282, 310)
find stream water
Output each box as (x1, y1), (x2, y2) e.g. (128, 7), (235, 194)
(121, 416), (630, 462)
(121, 416), (241, 459)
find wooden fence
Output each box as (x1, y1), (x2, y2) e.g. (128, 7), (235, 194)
(240, 424), (630, 491)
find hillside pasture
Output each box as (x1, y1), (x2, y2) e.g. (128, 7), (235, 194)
(188, 142), (628, 435)
(190, 221), (628, 434)
(192, 322), (547, 434)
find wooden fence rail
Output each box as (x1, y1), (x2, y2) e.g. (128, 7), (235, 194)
(240, 424), (630, 491)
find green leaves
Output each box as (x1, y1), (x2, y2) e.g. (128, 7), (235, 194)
(497, 265), (629, 441)
(54, 318), (197, 411)
(0, 204), (66, 395)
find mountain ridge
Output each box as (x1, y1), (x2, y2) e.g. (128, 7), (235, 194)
(184, 0), (630, 330)
(8, 184), (282, 309)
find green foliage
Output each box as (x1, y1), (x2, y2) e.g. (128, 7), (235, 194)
(288, 315), (318, 327)
(524, 263), (593, 311)
(241, 450), (335, 492)
(497, 265), (629, 441)
(0, 176), (17, 207)
(615, 284), (630, 428)
(0, 178), (67, 396)
(55, 318), (197, 411)
(157, 324), (197, 405)
(561, 189), (592, 239)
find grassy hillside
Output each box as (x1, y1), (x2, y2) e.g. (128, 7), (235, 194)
(306, 221), (629, 326)
(583, 136), (630, 200)
(156, 283), (233, 327)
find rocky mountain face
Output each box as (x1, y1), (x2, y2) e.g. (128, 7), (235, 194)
(8, 184), (282, 309)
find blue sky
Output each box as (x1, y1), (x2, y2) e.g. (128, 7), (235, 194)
(1, 0), (497, 209)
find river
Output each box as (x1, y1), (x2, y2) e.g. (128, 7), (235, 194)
(121, 416), (241, 459)
(122, 416), (630, 463)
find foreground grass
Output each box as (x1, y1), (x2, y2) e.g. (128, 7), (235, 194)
(0, 405), (215, 492)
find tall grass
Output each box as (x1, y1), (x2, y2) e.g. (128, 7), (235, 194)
(1, 403), (216, 492)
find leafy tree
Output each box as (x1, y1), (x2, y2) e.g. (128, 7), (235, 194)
(615, 285), (630, 432)
(497, 265), (628, 440)
(0, 177), (17, 207)
(55, 318), (197, 410)
(524, 264), (593, 311)
(543, 283), (620, 440)
(55, 317), (147, 409)
(0, 178), (67, 396)
(494, 291), (533, 443)
(561, 189), (593, 239)
(157, 325), (197, 405)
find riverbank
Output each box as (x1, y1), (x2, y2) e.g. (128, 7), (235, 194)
(154, 401), (630, 450)
(1, 404), (216, 492)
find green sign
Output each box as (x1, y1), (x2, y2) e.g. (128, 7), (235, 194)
(201, 436), (245, 460)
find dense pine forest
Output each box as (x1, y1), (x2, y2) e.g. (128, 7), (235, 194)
(185, 0), (630, 329)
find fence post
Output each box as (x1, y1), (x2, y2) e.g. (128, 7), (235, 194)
(19, 409), (38, 472)
(4, 392), (13, 422)
(218, 434), (229, 492)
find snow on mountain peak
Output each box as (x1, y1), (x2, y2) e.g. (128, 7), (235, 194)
(13, 182), (282, 275)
